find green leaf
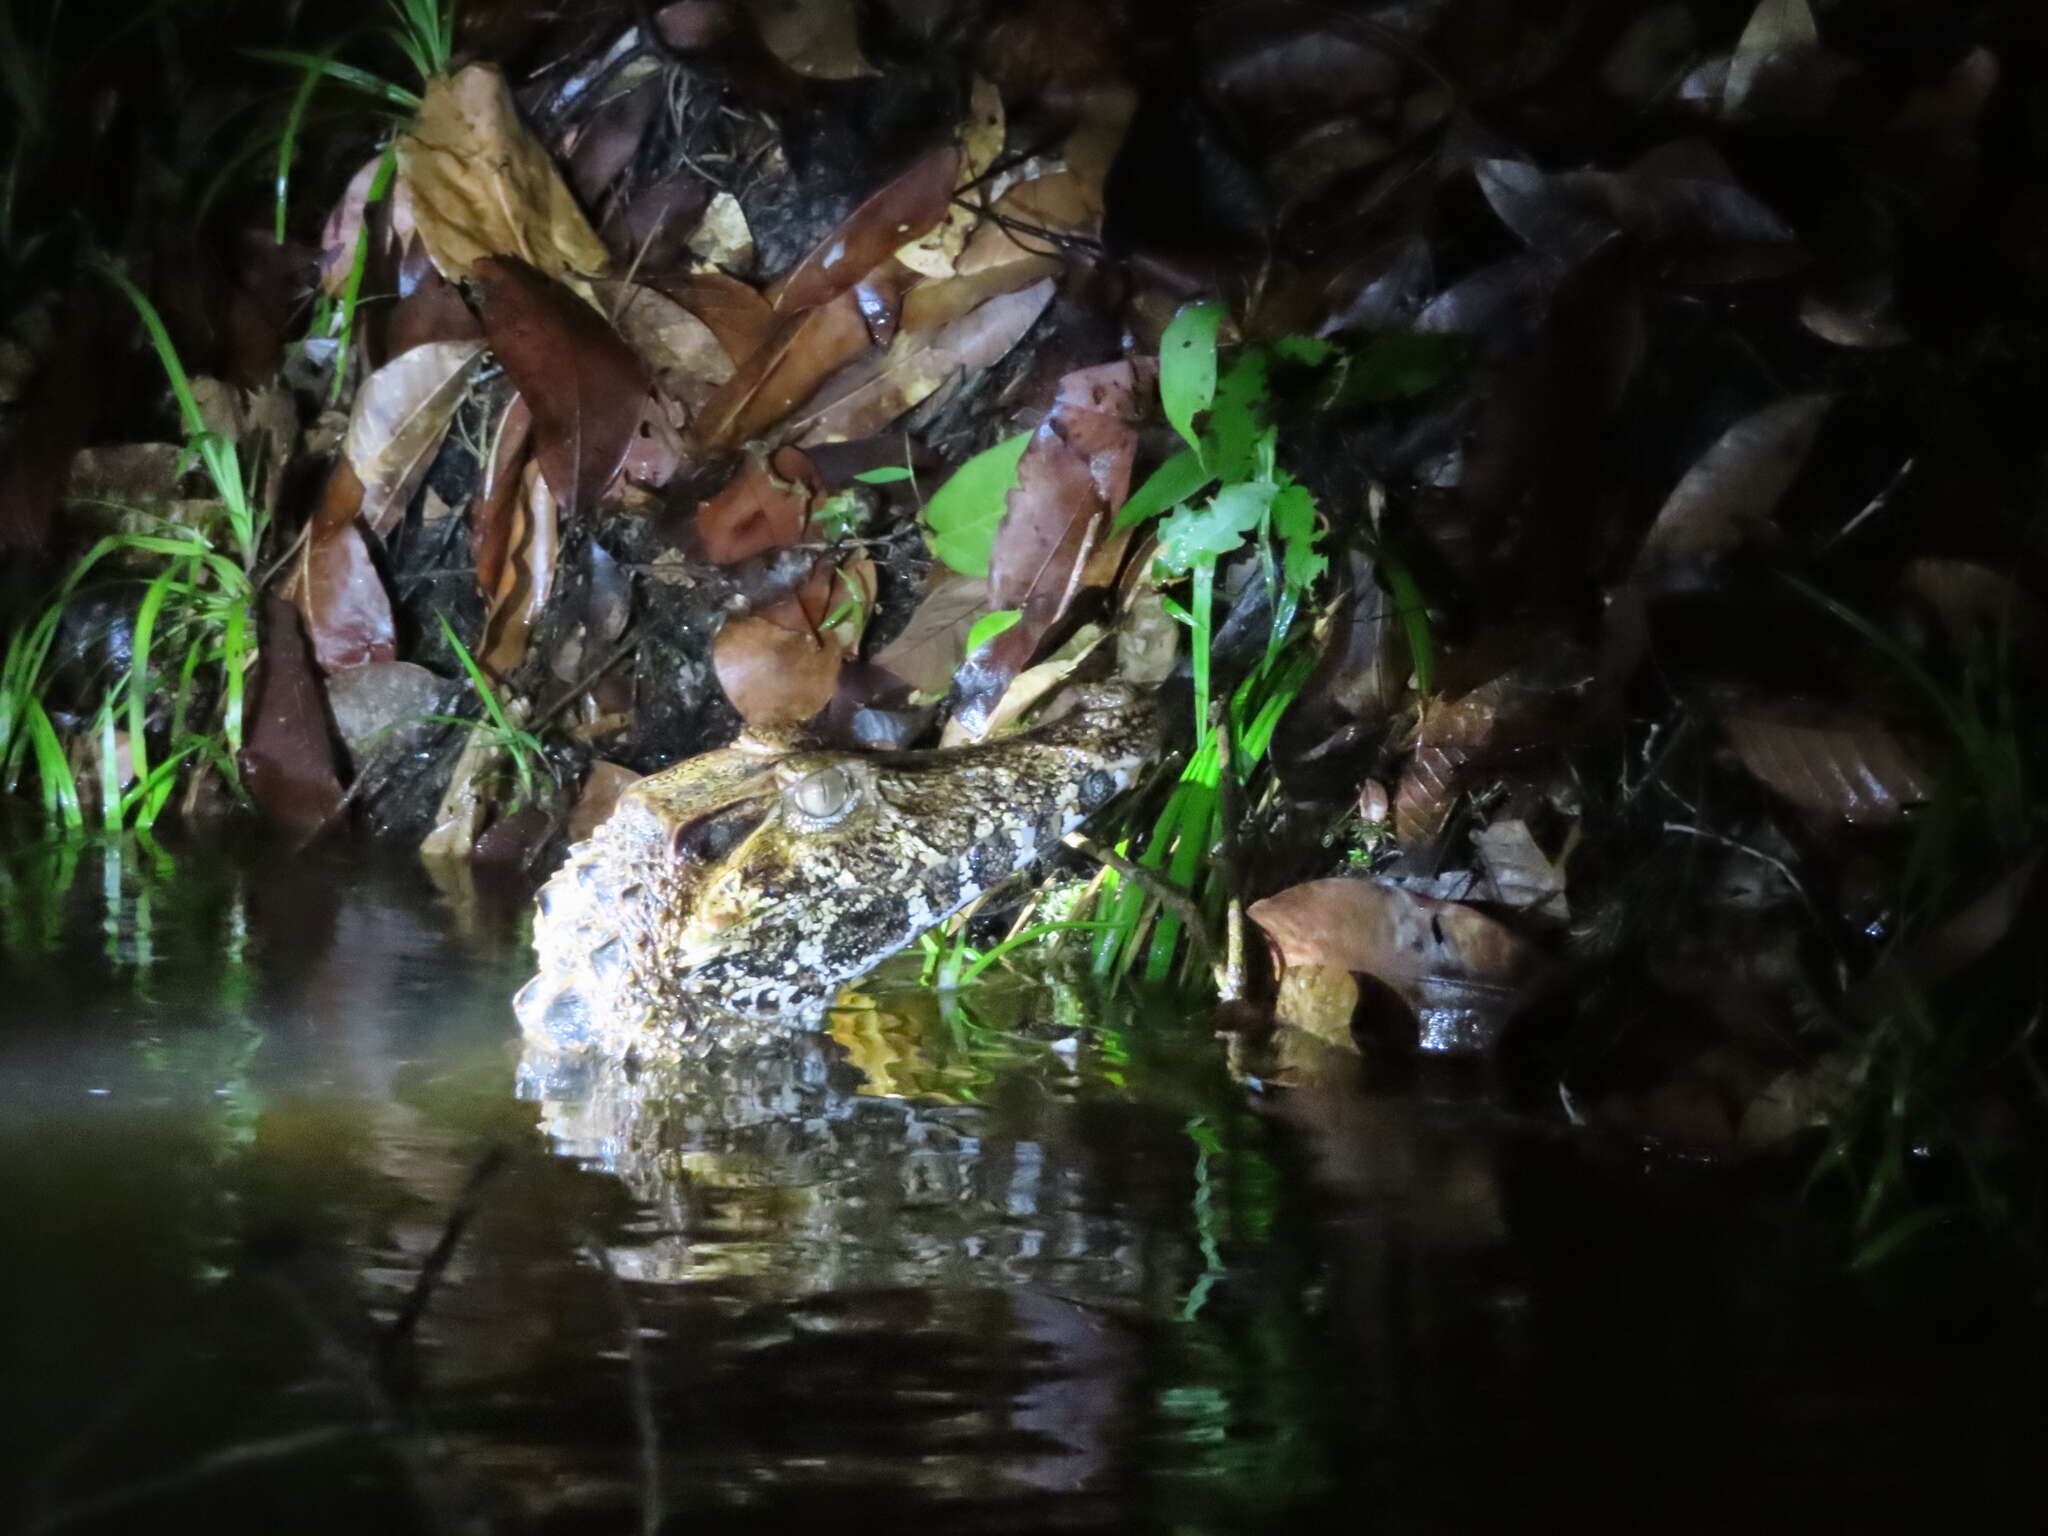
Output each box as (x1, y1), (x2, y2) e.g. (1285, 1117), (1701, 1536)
(1160, 301), (1223, 458)
(1156, 482), (1273, 573)
(1271, 480), (1326, 597)
(924, 430), (1031, 578)
(854, 465), (915, 484)
(1206, 350), (1272, 485)
(964, 608), (1023, 654)
(1115, 446), (1213, 531)
(1272, 334), (1334, 366)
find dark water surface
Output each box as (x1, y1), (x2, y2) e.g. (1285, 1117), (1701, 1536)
(0, 842), (2039, 1534)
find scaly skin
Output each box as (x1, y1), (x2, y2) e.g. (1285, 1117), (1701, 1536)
(514, 685), (1155, 1054)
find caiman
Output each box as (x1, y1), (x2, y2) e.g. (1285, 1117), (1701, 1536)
(513, 685), (1154, 1054)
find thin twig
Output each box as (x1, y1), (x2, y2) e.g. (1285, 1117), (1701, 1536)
(1661, 821), (1814, 912)
(384, 1145), (510, 1353)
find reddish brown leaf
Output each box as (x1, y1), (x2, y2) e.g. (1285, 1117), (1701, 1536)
(475, 256), (653, 522)
(1632, 394), (1831, 581)
(689, 289), (870, 450)
(345, 338), (487, 536)
(239, 596), (344, 842)
(766, 146), (961, 315)
(379, 253), (483, 357)
(713, 613), (842, 729)
(695, 446), (824, 565)
(1248, 878), (1549, 1053)
(296, 458), (398, 675)
(472, 396), (534, 599)
(1721, 705), (1934, 824)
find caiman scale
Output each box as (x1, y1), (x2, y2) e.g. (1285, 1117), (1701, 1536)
(514, 685), (1154, 1053)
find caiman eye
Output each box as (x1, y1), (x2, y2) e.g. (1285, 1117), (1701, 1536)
(788, 764), (857, 823)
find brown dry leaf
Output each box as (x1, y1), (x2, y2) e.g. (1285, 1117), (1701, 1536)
(767, 147), (961, 314)
(690, 289), (870, 450)
(940, 623), (1106, 747)
(790, 276), (1055, 445)
(397, 63), (609, 283)
(695, 446), (823, 564)
(739, 0), (871, 78)
(420, 690), (531, 863)
(345, 339), (486, 536)
(658, 271), (776, 365)
(938, 170), (1086, 297)
(595, 278), (734, 409)
(568, 761), (643, 841)
(1392, 744), (1470, 847)
(950, 361), (1139, 737)
(896, 77), (1004, 280)
(1721, 705), (1934, 824)
(239, 596), (344, 844)
(1473, 817), (1571, 919)
(1390, 682), (1514, 846)
(687, 191), (756, 275)
(480, 459), (560, 678)
(295, 457), (399, 675)
(714, 613), (841, 729)
(872, 567), (991, 697)
(475, 256), (652, 522)
(1248, 878), (1549, 1054)
(1632, 394), (1831, 580)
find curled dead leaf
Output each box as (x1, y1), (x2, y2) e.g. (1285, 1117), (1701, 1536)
(790, 276), (1055, 445)
(345, 339), (486, 536)
(480, 459), (560, 678)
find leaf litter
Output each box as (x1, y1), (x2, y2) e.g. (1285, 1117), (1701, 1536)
(9, 0), (2048, 1273)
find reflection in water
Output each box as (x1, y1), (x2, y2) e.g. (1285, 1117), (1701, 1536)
(1, 841), (2040, 1534)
